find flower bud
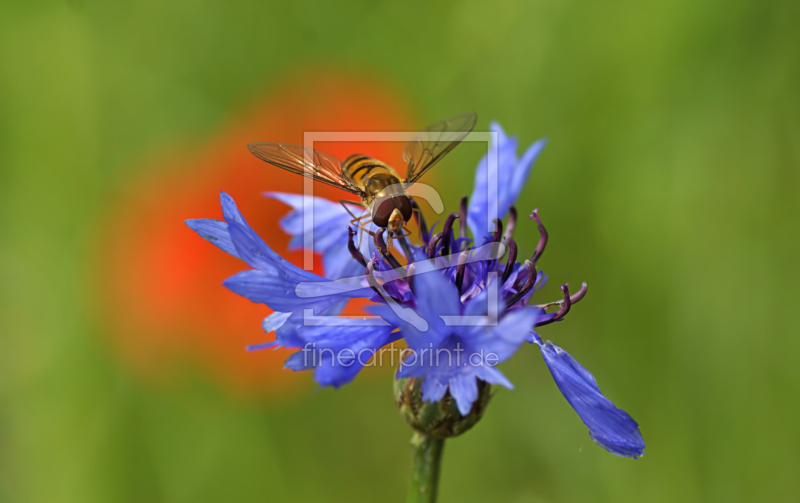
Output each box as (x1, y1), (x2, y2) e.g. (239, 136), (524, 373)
(393, 375), (492, 438)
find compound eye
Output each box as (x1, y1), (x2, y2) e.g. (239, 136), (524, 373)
(396, 196), (413, 221)
(372, 199), (394, 228)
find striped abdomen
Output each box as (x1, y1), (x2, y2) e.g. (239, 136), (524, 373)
(343, 154), (412, 232)
(342, 155), (399, 189)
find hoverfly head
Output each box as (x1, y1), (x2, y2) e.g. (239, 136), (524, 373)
(387, 208), (404, 234)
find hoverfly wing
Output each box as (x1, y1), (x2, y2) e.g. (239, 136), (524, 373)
(403, 112), (477, 185)
(247, 142), (364, 195)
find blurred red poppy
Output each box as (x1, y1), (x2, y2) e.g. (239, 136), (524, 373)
(96, 70), (416, 397)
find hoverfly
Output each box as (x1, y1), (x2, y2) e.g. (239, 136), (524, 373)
(247, 112), (477, 243)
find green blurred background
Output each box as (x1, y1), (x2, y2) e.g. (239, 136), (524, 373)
(2, 0), (799, 502)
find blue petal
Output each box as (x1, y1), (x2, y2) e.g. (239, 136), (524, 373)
(220, 192), (288, 262)
(247, 341), (278, 351)
(415, 267), (461, 316)
(220, 191), (247, 226)
(467, 157), (492, 242)
(323, 243), (364, 281)
(510, 139), (546, 202)
(448, 374), (479, 416)
(394, 355), (427, 379)
(212, 194), (372, 311)
(465, 307), (541, 362)
(226, 220), (288, 272)
(420, 373), (449, 403)
(223, 269), (366, 313)
(380, 269), (537, 414)
(279, 316), (400, 388)
(366, 262), (460, 343)
(265, 192), (363, 280)
(263, 192), (349, 249)
(467, 125), (546, 243)
(473, 365), (513, 389)
(401, 268), (461, 348)
(538, 341), (645, 458)
(489, 121), (508, 144)
(320, 298), (348, 317)
(262, 311), (292, 333)
(188, 192), (268, 261)
(185, 218), (239, 258)
(468, 123), (516, 240)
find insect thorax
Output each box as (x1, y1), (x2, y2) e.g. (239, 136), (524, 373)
(342, 155), (406, 203)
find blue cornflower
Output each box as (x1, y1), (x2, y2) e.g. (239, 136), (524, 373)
(468, 122), (546, 243)
(186, 123), (644, 458)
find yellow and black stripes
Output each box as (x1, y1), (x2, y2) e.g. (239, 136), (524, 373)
(343, 154), (395, 188)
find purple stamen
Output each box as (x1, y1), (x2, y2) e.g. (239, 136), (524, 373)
(530, 209), (548, 265)
(455, 249), (470, 294)
(347, 226), (367, 267)
(441, 213), (459, 257)
(366, 258), (402, 303)
(535, 284), (571, 327)
(427, 233), (444, 259)
(375, 230), (402, 270)
(365, 259), (383, 298)
(504, 206), (517, 241)
(459, 196), (469, 250)
(501, 238), (518, 284)
(506, 260), (536, 307)
(569, 281), (588, 305)
(492, 218), (503, 243)
(537, 281), (588, 310)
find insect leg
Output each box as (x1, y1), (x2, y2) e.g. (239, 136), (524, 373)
(341, 201), (375, 247)
(385, 228), (409, 251)
(352, 216), (376, 250)
(339, 199), (366, 221)
(395, 231), (415, 261)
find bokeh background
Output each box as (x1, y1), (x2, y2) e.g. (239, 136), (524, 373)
(2, 1), (798, 502)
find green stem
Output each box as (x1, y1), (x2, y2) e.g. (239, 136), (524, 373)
(407, 432), (445, 503)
